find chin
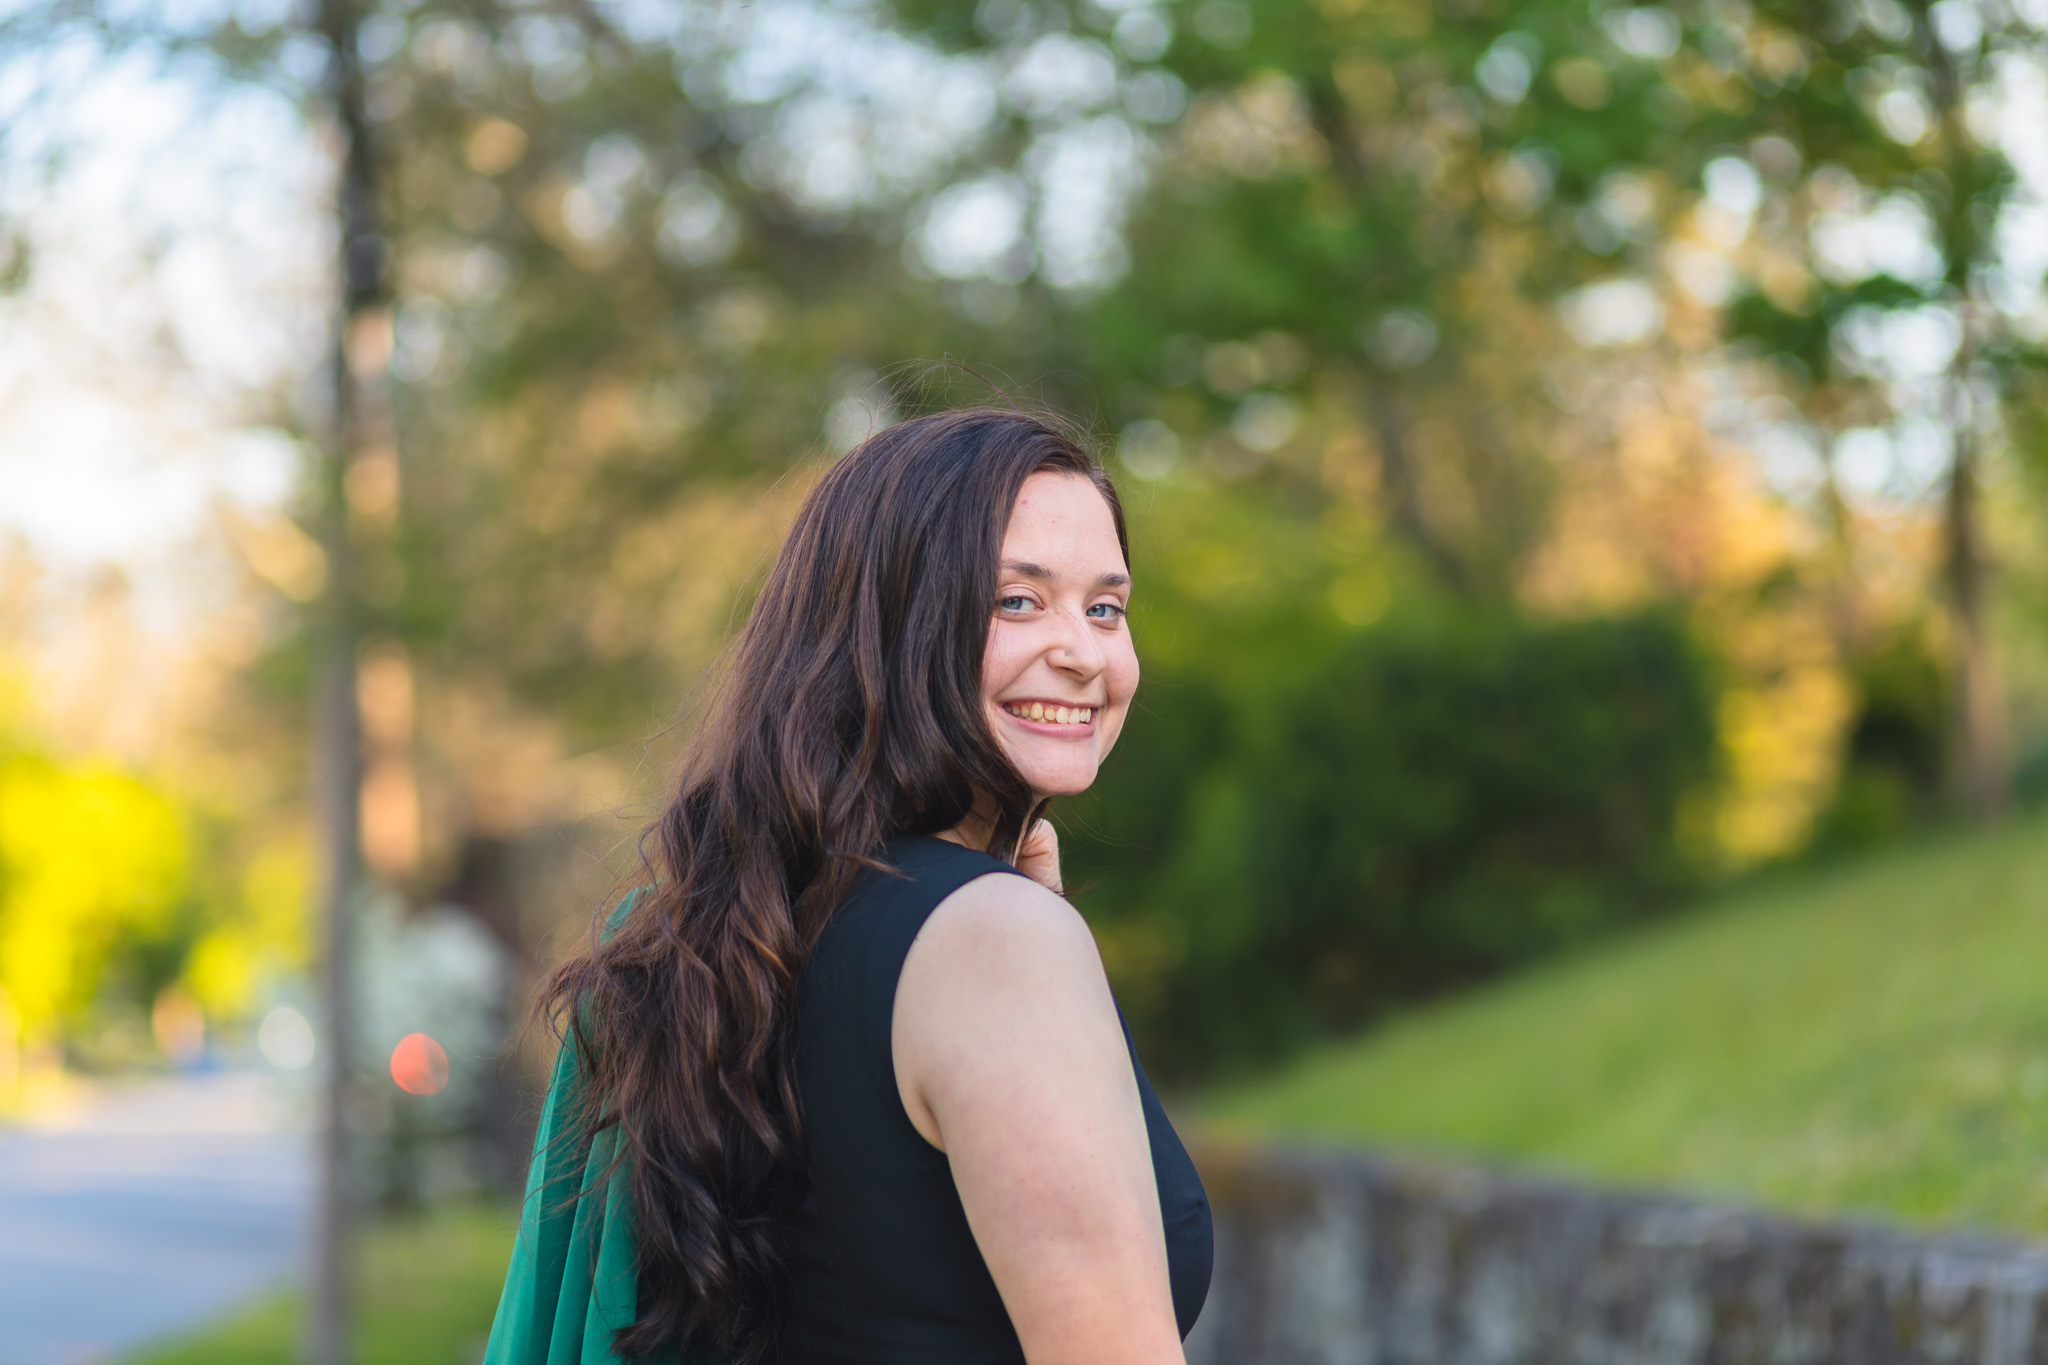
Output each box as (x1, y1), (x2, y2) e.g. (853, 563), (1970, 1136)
(1016, 762), (1100, 799)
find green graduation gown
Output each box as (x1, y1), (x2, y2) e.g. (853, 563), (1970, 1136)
(484, 886), (710, 1365)
(481, 1028), (651, 1365)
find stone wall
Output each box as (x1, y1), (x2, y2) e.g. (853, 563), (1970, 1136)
(1186, 1145), (2048, 1365)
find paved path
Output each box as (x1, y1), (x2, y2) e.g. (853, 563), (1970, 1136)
(0, 1073), (309, 1365)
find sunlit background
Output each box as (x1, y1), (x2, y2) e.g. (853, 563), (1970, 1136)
(2, 0), (2048, 1358)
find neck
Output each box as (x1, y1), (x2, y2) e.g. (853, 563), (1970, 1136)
(935, 807), (998, 856)
(935, 792), (1033, 859)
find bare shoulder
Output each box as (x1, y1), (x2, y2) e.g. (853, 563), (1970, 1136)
(893, 871), (1124, 1149)
(914, 870), (1102, 976)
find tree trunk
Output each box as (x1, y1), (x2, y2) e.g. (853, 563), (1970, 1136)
(1361, 376), (1474, 597)
(1915, 0), (2009, 821)
(310, 1), (382, 1361)
(1945, 416), (2008, 819)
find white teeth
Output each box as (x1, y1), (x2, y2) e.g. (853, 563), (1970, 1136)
(1005, 702), (1096, 724)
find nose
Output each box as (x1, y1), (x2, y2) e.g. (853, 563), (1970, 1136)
(1048, 605), (1106, 681)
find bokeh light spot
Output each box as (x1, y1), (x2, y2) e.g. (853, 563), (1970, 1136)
(257, 1005), (315, 1070)
(390, 1031), (450, 1096)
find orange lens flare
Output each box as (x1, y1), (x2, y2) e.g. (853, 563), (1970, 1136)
(389, 1032), (450, 1096)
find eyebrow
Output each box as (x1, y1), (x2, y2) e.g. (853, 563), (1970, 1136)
(1001, 560), (1131, 589)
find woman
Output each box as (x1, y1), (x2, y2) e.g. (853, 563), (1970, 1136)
(486, 409), (1211, 1365)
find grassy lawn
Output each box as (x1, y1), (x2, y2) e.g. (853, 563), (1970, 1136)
(126, 1203), (517, 1365)
(1204, 809), (2048, 1235)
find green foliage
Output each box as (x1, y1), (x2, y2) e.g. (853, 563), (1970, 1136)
(1809, 626), (1950, 852)
(8, 0), (2042, 1096)
(1207, 809), (2048, 1233)
(0, 755), (190, 1039)
(125, 1203), (516, 1365)
(0, 699), (300, 1061)
(1065, 606), (1717, 1081)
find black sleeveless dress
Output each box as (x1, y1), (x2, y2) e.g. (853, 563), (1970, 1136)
(775, 835), (1212, 1363)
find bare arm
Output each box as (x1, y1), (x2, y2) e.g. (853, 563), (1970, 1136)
(892, 872), (1185, 1365)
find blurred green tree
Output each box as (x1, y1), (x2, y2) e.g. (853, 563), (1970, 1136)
(0, 755), (189, 1061)
(1703, 0), (2041, 817)
(1041, 0), (2044, 818)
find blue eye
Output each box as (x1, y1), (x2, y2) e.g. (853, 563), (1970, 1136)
(998, 595), (1034, 612)
(1086, 602), (1127, 620)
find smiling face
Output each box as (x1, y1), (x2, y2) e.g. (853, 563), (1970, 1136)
(983, 470), (1138, 802)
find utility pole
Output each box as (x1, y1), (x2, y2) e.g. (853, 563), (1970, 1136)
(310, 0), (384, 1360)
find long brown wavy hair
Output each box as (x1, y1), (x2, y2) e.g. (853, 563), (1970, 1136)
(538, 408), (1128, 1362)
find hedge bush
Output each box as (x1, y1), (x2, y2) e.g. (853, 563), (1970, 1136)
(1060, 610), (1718, 1082)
